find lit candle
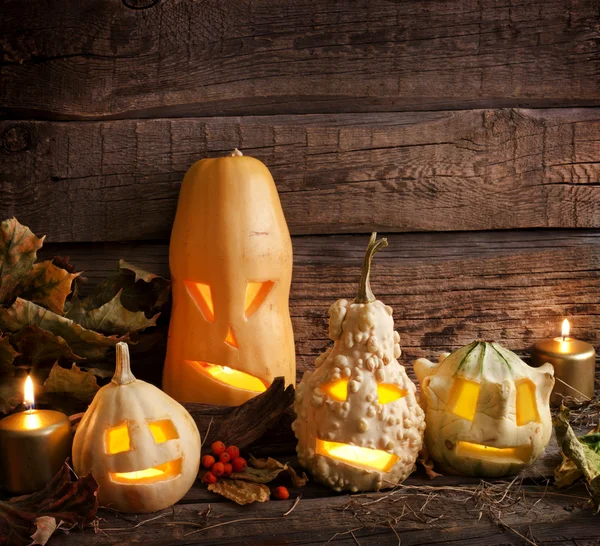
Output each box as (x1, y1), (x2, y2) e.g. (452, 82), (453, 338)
(0, 376), (72, 494)
(530, 319), (596, 404)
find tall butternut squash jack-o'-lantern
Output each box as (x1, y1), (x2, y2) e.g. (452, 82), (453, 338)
(163, 150), (295, 406)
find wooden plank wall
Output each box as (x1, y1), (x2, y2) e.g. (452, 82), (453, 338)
(1, 0), (600, 382)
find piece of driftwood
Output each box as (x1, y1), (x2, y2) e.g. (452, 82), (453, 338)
(184, 377), (295, 453)
(4, 109), (600, 242)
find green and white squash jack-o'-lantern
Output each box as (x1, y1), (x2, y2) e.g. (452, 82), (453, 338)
(293, 233), (425, 492)
(415, 341), (554, 478)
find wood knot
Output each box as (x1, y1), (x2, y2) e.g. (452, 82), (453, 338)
(2, 125), (31, 153)
(122, 0), (161, 9)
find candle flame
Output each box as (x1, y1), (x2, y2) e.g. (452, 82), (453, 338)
(562, 319), (570, 339)
(24, 375), (34, 408)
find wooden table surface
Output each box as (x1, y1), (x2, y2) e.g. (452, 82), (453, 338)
(48, 426), (596, 546)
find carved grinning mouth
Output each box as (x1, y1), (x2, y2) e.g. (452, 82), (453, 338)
(110, 458), (183, 484)
(455, 441), (533, 464)
(186, 360), (269, 393)
(316, 438), (398, 472)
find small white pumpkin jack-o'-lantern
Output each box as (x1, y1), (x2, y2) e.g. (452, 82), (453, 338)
(73, 343), (201, 513)
(293, 234), (425, 492)
(415, 341), (554, 478)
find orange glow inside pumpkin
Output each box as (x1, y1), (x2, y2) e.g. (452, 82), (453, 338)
(448, 377), (480, 421)
(515, 379), (540, 426)
(106, 421), (182, 483)
(324, 379), (406, 405)
(323, 378), (349, 401)
(316, 439), (398, 472)
(245, 281), (274, 319)
(225, 326), (238, 348)
(377, 384), (406, 404)
(455, 441), (531, 464)
(110, 458), (183, 483)
(186, 360), (268, 393)
(185, 281), (215, 322)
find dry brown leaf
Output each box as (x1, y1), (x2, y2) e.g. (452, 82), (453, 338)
(243, 456), (308, 487)
(0, 462), (98, 545)
(0, 298), (124, 360)
(43, 363), (100, 401)
(0, 335), (19, 374)
(29, 516), (57, 546)
(0, 218), (44, 303)
(10, 326), (82, 367)
(208, 479), (270, 505)
(18, 261), (79, 315)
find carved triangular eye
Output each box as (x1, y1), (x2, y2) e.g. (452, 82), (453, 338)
(185, 281), (215, 322)
(377, 384), (406, 404)
(244, 281), (275, 319)
(323, 378), (349, 401)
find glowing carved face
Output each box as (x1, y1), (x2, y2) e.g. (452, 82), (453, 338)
(415, 341), (555, 478)
(72, 343), (201, 514)
(106, 420), (182, 484)
(293, 298), (426, 493)
(183, 280), (274, 394)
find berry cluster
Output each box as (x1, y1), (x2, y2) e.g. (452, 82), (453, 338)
(202, 440), (290, 500)
(202, 441), (246, 483)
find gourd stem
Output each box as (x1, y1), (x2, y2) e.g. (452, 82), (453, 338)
(113, 342), (136, 385)
(355, 232), (388, 303)
(229, 148), (243, 157)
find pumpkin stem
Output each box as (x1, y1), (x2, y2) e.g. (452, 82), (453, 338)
(229, 148), (243, 157)
(355, 232), (388, 304)
(113, 342), (136, 385)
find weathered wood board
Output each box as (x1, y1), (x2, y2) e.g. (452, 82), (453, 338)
(1, 0), (599, 119)
(3, 108), (600, 242)
(36, 229), (600, 383)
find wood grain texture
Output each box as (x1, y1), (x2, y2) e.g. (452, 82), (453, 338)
(3, 108), (600, 242)
(39, 230), (600, 381)
(48, 481), (596, 545)
(1, 0), (599, 119)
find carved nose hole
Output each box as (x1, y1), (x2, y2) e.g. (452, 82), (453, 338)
(225, 326), (238, 348)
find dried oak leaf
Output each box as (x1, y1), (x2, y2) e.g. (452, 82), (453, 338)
(242, 456), (308, 487)
(0, 298), (124, 360)
(0, 462), (98, 546)
(10, 326), (82, 367)
(43, 363), (100, 401)
(67, 290), (158, 336)
(208, 480), (270, 505)
(554, 406), (600, 511)
(0, 218), (44, 304)
(17, 261), (80, 315)
(0, 335), (19, 374)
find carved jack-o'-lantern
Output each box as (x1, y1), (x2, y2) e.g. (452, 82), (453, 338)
(163, 149), (295, 406)
(415, 341), (554, 477)
(293, 234), (425, 492)
(73, 343), (201, 513)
